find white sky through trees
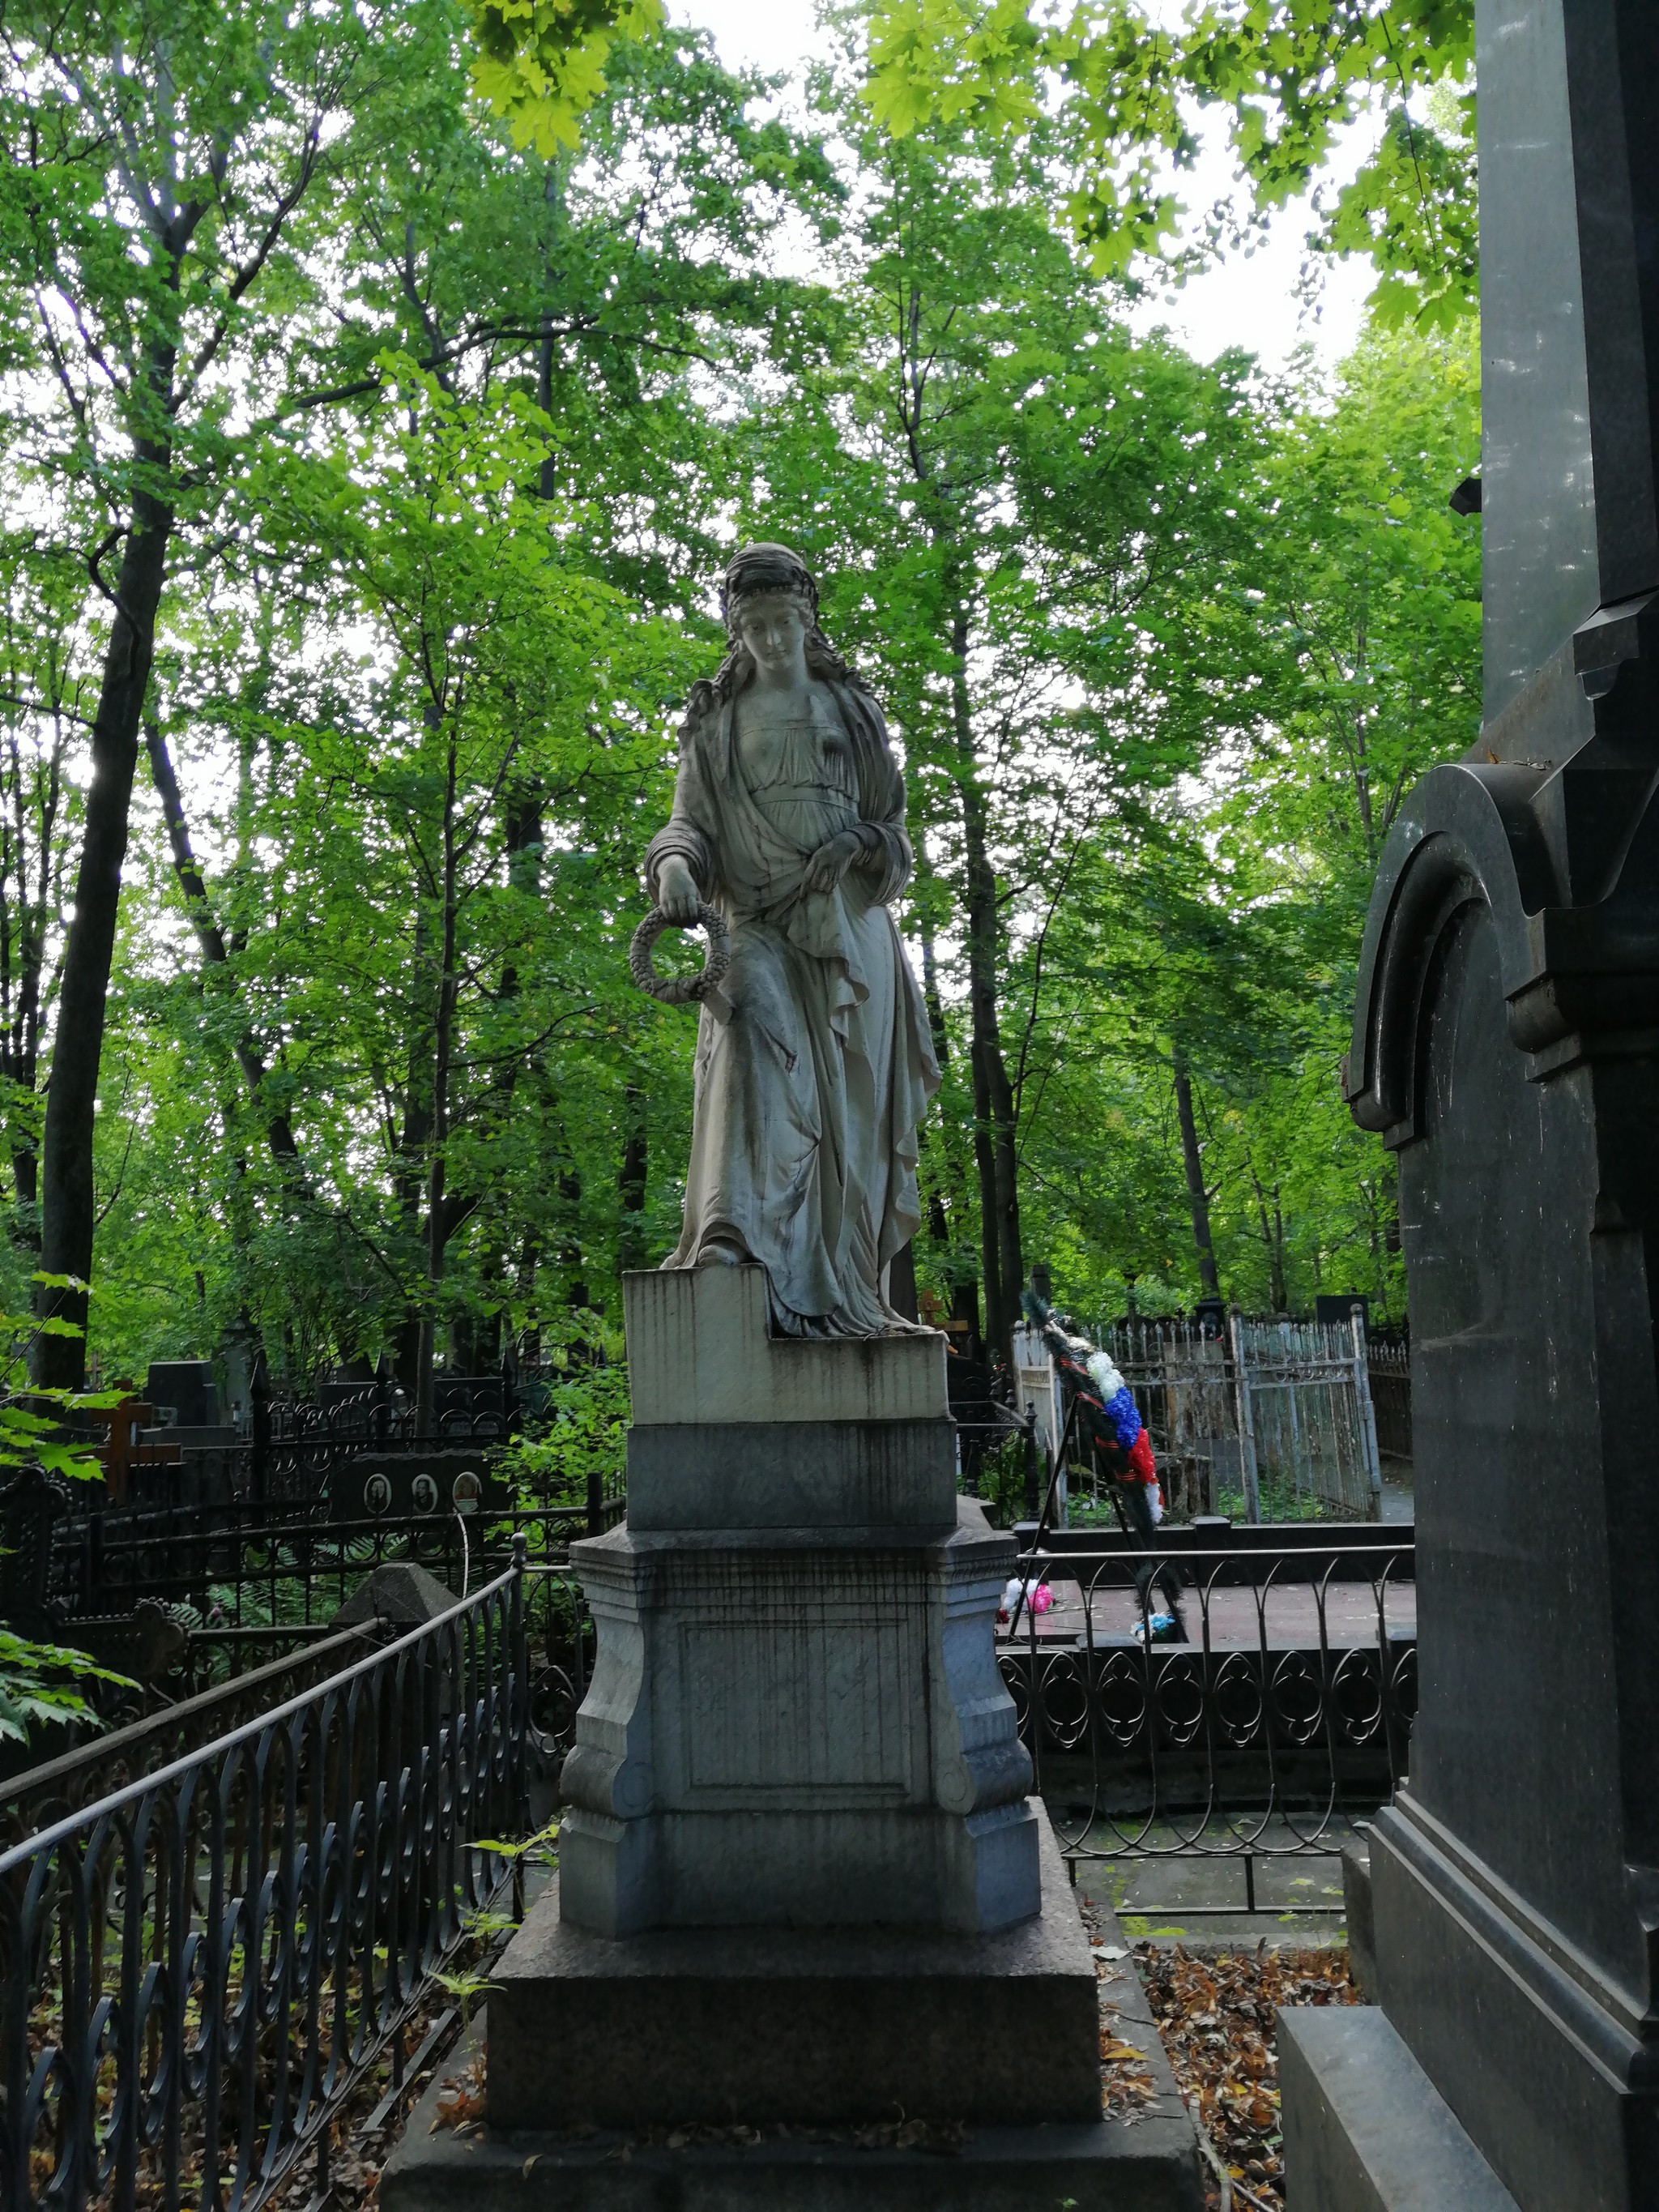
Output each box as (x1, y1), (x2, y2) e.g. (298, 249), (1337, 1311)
(672, 0), (1373, 373)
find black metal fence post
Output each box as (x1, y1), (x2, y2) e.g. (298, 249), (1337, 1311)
(510, 1528), (530, 1911)
(250, 1344), (271, 1511)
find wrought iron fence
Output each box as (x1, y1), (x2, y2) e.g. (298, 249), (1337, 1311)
(520, 1564), (597, 1814)
(0, 1627), (379, 1846)
(58, 1417), (529, 1523)
(1367, 1334), (1413, 1461)
(1001, 1539), (1417, 1911)
(45, 1495), (621, 1633)
(0, 1551), (529, 2212)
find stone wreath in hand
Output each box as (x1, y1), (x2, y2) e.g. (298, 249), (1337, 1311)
(629, 901), (732, 1006)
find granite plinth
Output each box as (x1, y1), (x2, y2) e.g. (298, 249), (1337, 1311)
(491, 1815), (1091, 2130)
(625, 1419), (956, 1533)
(621, 1266), (947, 1428)
(379, 1854), (1204, 2212)
(1338, 1834), (1375, 2003)
(1364, 1797), (1659, 2212)
(562, 1266), (1038, 1939)
(558, 1499), (1037, 1937)
(1278, 2006), (1519, 2212)
(382, 2111), (1201, 2212)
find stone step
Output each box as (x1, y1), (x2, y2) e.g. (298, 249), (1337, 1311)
(1280, 2005), (1520, 2211)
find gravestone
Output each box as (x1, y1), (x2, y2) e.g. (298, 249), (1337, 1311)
(1281, 5), (1659, 2207)
(329, 1449), (507, 1525)
(330, 1559), (456, 1630)
(138, 1360), (236, 1510)
(144, 1360), (219, 1428)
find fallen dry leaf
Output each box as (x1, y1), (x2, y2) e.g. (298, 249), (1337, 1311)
(431, 2063), (486, 2134)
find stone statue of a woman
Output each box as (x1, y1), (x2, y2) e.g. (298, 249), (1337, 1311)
(646, 543), (940, 1336)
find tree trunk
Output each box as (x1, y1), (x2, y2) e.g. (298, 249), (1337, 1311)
(1250, 1163), (1288, 1310)
(538, 285), (560, 505)
(12, 1146), (37, 1241)
(145, 721), (309, 1184)
(917, 901), (953, 1074)
(618, 1086), (647, 1272)
(393, 900), (434, 1398)
(518, 1225), (540, 1364)
(3, 704), (67, 1249)
(36, 435), (174, 1387)
(1171, 1048), (1222, 1302)
(8, 907), (49, 1252)
(951, 604), (1022, 1361)
(915, 907), (954, 1248)
(558, 1164), (589, 1312)
(967, 1065), (1003, 1353)
(416, 735), (461, 1433)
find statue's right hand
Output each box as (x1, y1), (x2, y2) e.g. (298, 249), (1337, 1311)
(655, 855), (702, 925)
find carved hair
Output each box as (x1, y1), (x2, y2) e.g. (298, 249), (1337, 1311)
(680, 541), (873, 732)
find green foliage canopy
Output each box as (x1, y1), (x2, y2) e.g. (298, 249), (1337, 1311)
(863, 1), (1478, 325)
(0, 2), (1483, 1400)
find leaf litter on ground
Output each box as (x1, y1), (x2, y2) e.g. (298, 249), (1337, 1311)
(1135, 1937), (1358, 2208)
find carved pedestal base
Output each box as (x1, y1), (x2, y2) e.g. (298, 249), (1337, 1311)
(558, 1504), (1038, 1937)
(558, 1262), (1038, 1938)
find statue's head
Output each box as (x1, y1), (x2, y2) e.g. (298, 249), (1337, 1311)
(719, 542), (818, 635)
(688, 539), (865, 713)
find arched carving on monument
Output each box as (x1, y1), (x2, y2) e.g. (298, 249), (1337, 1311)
(1345, 762), (1559, 1146)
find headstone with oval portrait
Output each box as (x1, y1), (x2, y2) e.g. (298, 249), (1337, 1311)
(331, 1450), (509, 1525)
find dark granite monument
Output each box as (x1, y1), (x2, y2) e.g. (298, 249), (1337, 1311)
(1281, 3), (1659, 2207)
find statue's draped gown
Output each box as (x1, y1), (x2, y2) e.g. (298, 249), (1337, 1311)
(645, 677), (939, 1336)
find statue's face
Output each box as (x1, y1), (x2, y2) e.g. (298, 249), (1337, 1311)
(733, 593), (808, 677)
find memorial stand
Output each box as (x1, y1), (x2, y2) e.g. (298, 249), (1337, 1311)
(382, 1266), (1203, 2207)
(1281, 5), (1659, 2206)
(555, 1266), (1040, 1954)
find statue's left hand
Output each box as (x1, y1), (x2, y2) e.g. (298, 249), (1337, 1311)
(803, 830), (865, 893)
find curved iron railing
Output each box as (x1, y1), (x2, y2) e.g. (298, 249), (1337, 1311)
(45, 1497), (622, 1632)
(520, 1563), (595, 1804)
(1, 1627), (380, 1849)
(1001, 1540), (1417, 1896)
(0, 1547), (529, 2212)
